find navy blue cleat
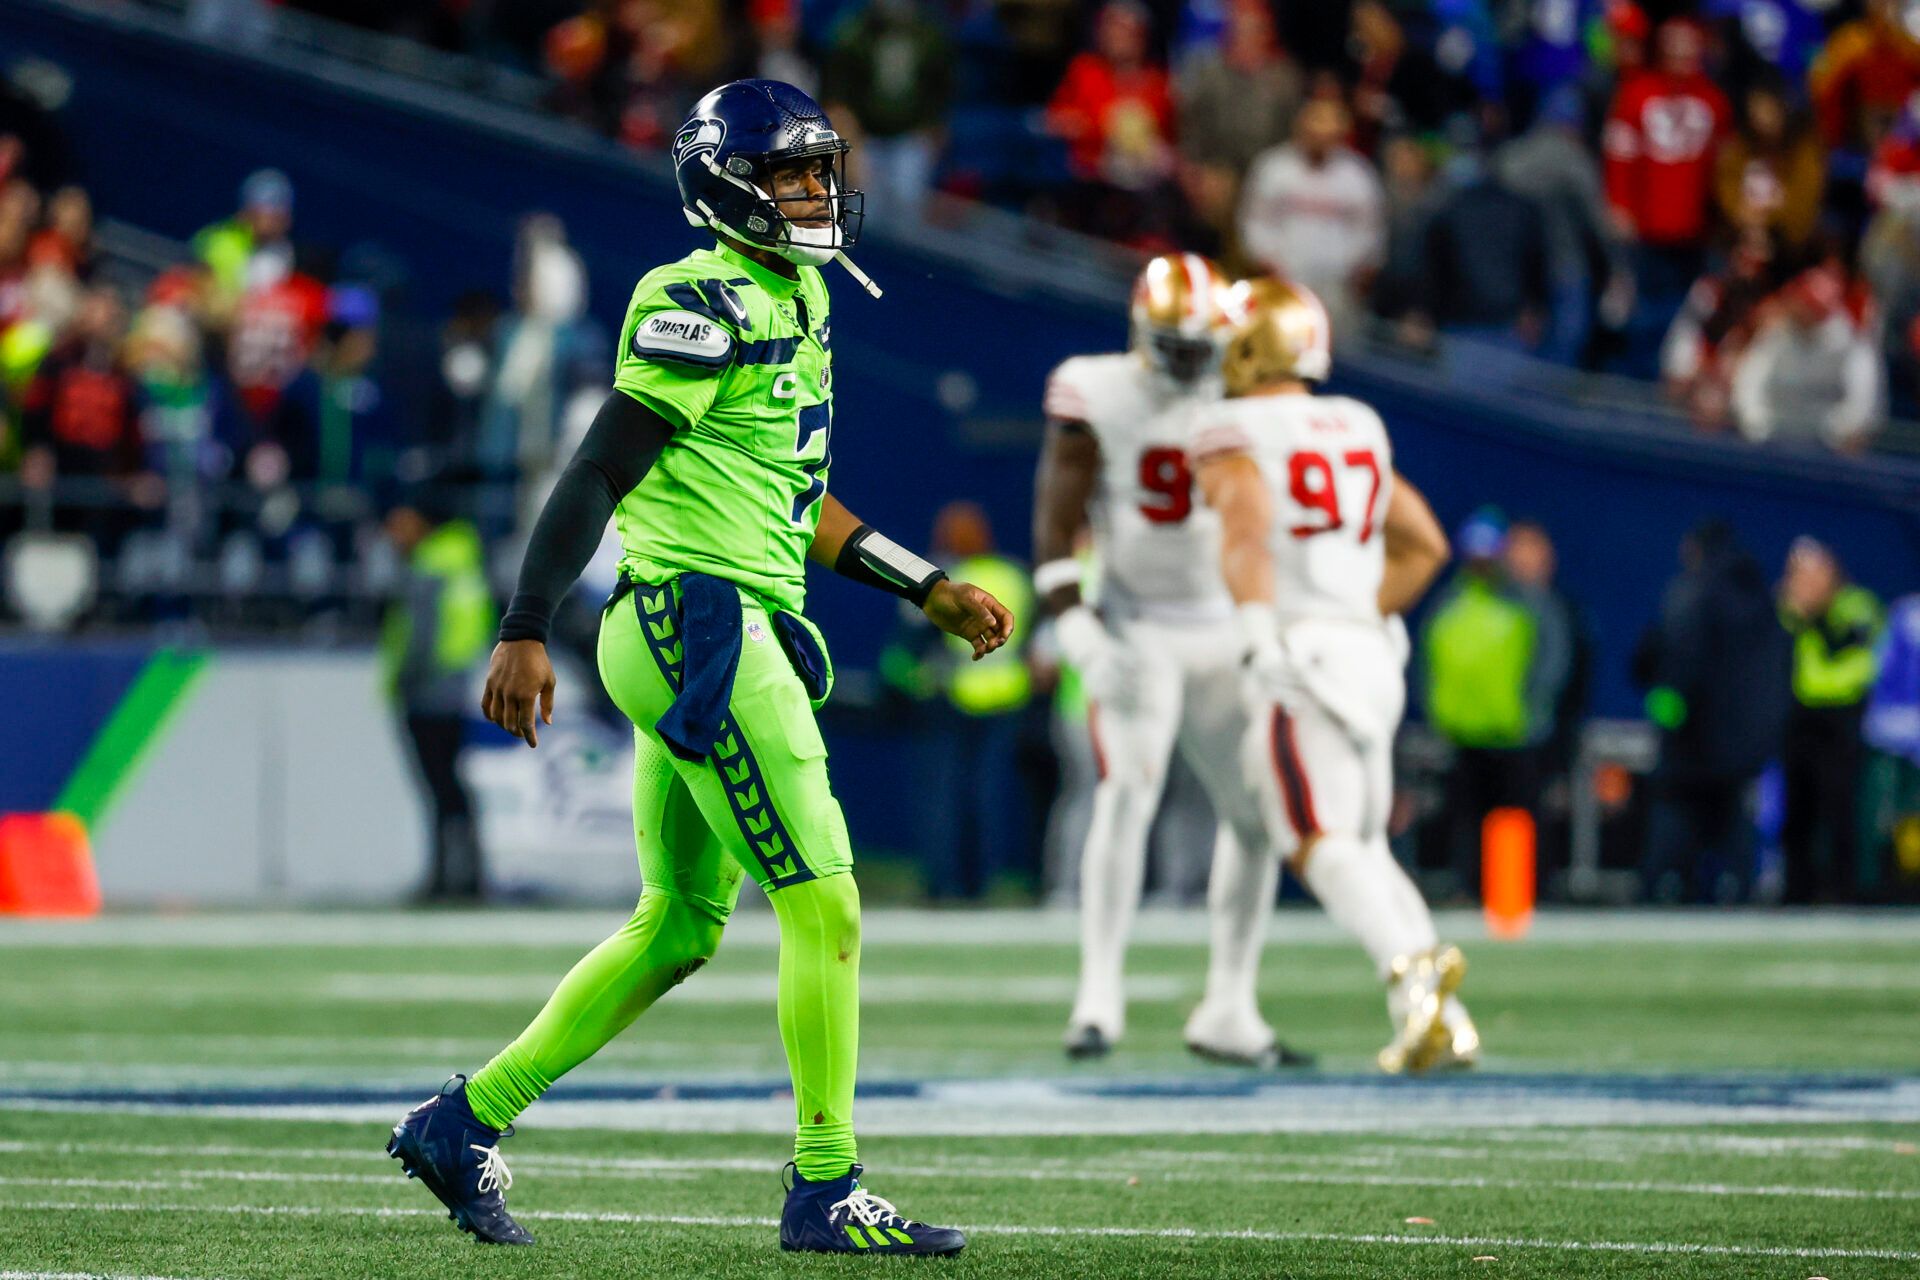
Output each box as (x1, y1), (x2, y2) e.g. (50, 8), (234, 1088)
(386, 1075), (534, 1245)
(780, 1162), (967, 1256)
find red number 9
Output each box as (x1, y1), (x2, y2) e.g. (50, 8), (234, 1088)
(1288, 450), (1343, 537)
(1137, 447), (1194, 525)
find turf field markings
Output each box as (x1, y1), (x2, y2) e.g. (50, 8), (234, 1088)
(6, 906), (1916, 949)
(12, 1091), (1920, 1134)
(1467, 1128), (1918, 1157)
(7, 1158), (1912, 1202)
(0, 1175), (186, 1191)
(1748, 962), (1920, 990)
(312, 972), (1192, 1004)
(168, 1167), (698, 1186)
(11, 1129), (1907, 1165)
(4, 1198), (1918, 1262)
(0, 1271), (224, 1280)
(1128, 1144), (1635, 1167)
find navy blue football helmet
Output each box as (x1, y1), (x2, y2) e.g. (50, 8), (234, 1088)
(674, 80), (877, 293)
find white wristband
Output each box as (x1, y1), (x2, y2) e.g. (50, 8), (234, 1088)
(1033, 557), (1083, 596)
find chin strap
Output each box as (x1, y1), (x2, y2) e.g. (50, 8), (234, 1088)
(835, 253), (883, 299)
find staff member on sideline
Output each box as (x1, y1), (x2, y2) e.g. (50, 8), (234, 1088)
(381, 481), (497, 903)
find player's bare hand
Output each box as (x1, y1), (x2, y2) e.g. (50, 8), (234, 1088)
(924, 580), (1016, 661)
(481, 639), (556, 748)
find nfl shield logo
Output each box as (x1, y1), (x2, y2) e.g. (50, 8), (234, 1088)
(746, 620), (769, 644)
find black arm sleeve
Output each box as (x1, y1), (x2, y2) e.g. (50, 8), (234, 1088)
(497, 390), (677, 643)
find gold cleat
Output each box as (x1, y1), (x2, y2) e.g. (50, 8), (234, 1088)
(1378, 945), (1468, 1075)
(1427, 988), (1481, 1072)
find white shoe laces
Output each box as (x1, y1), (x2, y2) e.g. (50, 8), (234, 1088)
(828, 1185), (904, 1229)
(470, 1143), (513, 1195)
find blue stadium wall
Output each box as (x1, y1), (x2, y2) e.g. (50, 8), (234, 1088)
(6, 0), (1919, 858)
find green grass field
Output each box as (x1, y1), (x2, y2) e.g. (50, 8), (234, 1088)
(2, 908), (1918, 1279)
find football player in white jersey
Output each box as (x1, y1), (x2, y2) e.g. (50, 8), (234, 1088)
(1191, 278), (1480, 1073)
(1034, 254), (1306, 1067)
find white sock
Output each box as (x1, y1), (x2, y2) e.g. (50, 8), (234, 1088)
(1200, 825), (1276, 1017)
(1375, 834), (1439, 959)
(1070, 777), (1156, 1035)
(1297, 833), (1436, 982)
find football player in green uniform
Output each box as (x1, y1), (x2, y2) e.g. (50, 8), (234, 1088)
(386, 79), (1012, 1257)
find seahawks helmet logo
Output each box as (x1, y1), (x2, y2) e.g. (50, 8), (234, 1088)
(674, 118), (726, 169)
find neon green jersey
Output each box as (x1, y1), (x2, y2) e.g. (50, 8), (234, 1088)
(612, 241), (834, 614)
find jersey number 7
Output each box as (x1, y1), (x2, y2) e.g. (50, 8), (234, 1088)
(1289, 448), (1381, 541)
(792, 403), (831, 524)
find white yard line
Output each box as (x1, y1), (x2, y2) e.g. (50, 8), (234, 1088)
(312, 972), (1190, 1004)
(0, 1176), (182, 1191)
(0, 1272), (222, 1280)
(10, 1088), (1920, 1134)
(8, 1129), (1911, 1160)
(4, 907), (1917, 949)
(2, 1153), (1912, 1202)
(1, 1199), (1915, 1262)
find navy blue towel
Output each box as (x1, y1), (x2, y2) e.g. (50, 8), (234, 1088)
(652, 572), (744, 763)
(773, 613), (830, 703)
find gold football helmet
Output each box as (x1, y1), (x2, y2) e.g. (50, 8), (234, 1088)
(1219, 276), (1332, 397)
(1129, 253), (1237, 384)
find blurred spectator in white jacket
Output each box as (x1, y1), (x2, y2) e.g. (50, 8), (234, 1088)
(1730, 261), (1884, 452)
(1237, 97), (1383, 331)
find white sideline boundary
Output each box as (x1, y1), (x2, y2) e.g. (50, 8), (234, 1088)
(4, 907), (1917, 950)
(0, 1161), (1915, 1202)
(8, 1130), (1914, 1161)
(12, 1070), (1919, 1135)
(1, 1200), (1916, 1263)
(0, 1272), (220, 1280)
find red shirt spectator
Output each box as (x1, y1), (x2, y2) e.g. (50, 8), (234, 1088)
(1604, 21), (1731, 248)
(21, 287), (142, 476)
(1047, 0), (1175, 188)
(228, 269), (329, 422)
(1809, 0), (1920, 151)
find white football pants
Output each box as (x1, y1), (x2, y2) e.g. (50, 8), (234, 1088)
(1070, 617), (1275, 1038)
(1241, 618), (1439, 983)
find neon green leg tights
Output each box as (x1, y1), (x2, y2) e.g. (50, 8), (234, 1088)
(771, 872), (861, 1180)
(463, 888), (724, 1129)
(465, 874), (861, 1181)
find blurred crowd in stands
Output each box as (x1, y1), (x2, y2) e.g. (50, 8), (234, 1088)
(0, 83), (614, 630)
(3, 7), (1918, 905)
(0, 146), (407, 624)
(265, 0), (1920, 451)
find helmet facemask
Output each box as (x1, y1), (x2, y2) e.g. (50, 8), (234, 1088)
(1128, 253), (1236, 387)
(705, 145), (864, 268)
(1142, 327), (1227, 384)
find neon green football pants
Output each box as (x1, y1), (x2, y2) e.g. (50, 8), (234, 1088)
(467, 582), (861, 1180)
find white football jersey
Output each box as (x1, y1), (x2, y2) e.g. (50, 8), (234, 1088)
(1045, 353), (1231, 622)
(1190, 391), (1393, 626)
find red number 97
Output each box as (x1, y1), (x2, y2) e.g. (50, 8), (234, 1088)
(1289, 447), (1381, 540)
(1137, 447), (1193, 525)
